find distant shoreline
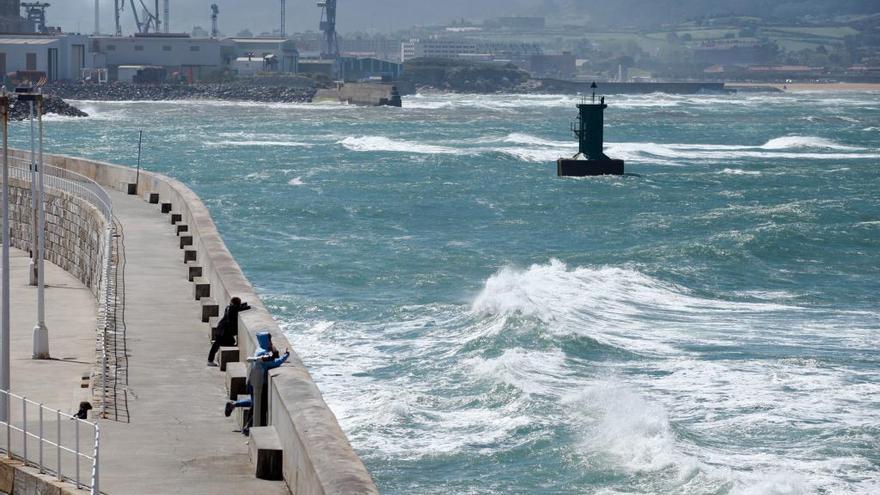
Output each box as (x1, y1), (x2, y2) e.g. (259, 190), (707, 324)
(726, 82), (880, 92)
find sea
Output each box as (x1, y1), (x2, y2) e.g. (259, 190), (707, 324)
(15, 91), (880, 494)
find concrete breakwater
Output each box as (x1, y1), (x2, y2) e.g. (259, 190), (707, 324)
(10, 149), (379, 495)
(45, 81), (316, 104)
(314, 82), (402, 107)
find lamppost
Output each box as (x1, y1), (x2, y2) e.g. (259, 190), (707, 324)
(22, 88), (37, 286)
(0, 88), (10, 419)
(18, 89), (49, 359)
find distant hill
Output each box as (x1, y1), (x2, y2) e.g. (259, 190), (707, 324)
(537, 0), (879, 26)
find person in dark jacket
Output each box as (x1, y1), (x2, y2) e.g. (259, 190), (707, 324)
(207, 296), (251, 366)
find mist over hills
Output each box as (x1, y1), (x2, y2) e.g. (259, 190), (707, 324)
(538, 1), (878, 26)
(53, 0), (880, 36)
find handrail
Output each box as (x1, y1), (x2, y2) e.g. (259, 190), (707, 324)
(0, 389), (99, 494)
(8, 156), (113, 223)
(1, 157), (111, 493)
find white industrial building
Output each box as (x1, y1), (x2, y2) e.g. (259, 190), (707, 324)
(90, 34), (226, 81)
(0, 34), (91, 81)
(228, 38), (299, 73)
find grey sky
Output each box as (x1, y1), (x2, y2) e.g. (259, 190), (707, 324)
(52, 0), (533, 36)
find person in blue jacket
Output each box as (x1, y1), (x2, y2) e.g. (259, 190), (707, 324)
(224, 331), (289, 433)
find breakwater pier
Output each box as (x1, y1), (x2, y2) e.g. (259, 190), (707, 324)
(1, 149), (378, 494)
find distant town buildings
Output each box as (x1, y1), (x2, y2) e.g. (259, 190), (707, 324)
(0, 5), (874, 86)
(401, 39), (479, 61)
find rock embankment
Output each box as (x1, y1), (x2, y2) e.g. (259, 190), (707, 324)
(7, 94), (88, 120)
(44, 81), (317, 103)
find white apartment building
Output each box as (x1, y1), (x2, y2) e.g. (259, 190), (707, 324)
(401, 38), (479, 62)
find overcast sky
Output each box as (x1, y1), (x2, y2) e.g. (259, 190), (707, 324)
(53, 0), (534, 36)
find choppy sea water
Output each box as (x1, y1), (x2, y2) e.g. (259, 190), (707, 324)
(17, 92), (880, 494)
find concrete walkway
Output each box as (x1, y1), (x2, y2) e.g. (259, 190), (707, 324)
(3, 249), (95, 412)
(98, 190), (288, 494)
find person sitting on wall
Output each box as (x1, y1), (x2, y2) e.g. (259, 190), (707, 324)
(208, 296), (251, 367)
(224, 331), (289, 435)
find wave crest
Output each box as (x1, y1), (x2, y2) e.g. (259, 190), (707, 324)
(339, 135), (461, 154)
(760, 136), (860, 150)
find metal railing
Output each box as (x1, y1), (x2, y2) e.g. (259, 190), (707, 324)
(8, 156), (113, 223)
(4, 157), (116, 419)
(1, 155), (113, 492)
(0, 389), (99, 494)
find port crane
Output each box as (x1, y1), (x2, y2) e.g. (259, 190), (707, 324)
(21, 2), (51, 33)
(114, 0), (162, 35)
(210, 4), (219, 38)
(318, 0), (339, 60)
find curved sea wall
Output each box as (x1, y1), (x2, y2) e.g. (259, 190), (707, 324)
(10, 150), (379, 495)
(5, 175), (109, 296)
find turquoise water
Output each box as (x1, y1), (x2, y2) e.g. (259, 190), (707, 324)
(19, 92), (880, 494)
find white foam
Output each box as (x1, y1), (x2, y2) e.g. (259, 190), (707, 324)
(728, 472), (809, 495)
(288, 177), (305, 186)
(502, 132), (570, 147)
(720, 168), (762, 176)
(760, 136), (861, 151)
(205, 140), (311, 147)
(339, 135), (462, 154)
(469, 348), (569, 395)
(565, 382), (679, 473)
(471, 260), (797, 355)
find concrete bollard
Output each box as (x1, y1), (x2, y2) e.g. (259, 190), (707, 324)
(179, 235), (193, 249)
(143, 192), (159, 204)
(176, 224), (189, 235)
(200, 297), (219, 322)
(193, 277), (210, 300)
(183, 249), (197, 263)
(170, 213), (182, 224)
(225, 362), (247, 400)
(160, 202), (172, 214)
(208, 316), (221, 342)
(249, 427), (283, 480)
(234, 394), (252, 430)
(185, 263), (202, 282)
(218, 346), (239, 371)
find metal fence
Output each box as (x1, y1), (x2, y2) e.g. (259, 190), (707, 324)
(1, 155), (112, 493)
(8, 156), (113, 224)
(5, 156), (117, 420)
(0, 389), (99, 494)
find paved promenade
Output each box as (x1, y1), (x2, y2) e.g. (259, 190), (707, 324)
(97, 190), (288, 494)
(5, 249), (95, 412)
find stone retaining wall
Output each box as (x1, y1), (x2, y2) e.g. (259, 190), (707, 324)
(5, 176), (109, 297)
(10, 150), (379, 495)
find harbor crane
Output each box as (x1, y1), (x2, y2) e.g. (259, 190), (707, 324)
(210, 4), (219, 38)
(318, 0), (339, 60)
(280, 0), (286, 37)
(114, 0), (162, 35)
(21, 2), (50, 33)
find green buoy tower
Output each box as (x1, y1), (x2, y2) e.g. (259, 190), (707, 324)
(557, 83), (624, 176)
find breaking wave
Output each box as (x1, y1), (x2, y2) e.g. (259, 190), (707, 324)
(336, 132), (876, 164)
(339, 135), (462, 154)
(205, 140), (312, 147)
(759, 136), (862, 150)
